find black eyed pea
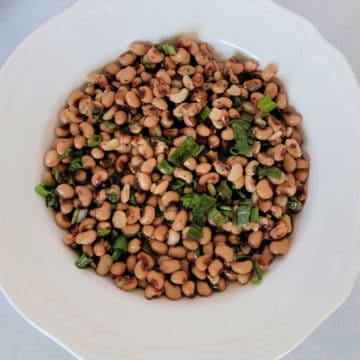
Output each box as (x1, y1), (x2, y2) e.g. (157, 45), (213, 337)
(44, 149), (60, 168)
(198, 172), (220, 186)
(256, 179), (273, 200)
(227, 164), (243, 182)
(264, 82), (278, 99)
(182, 280), (195, 298)
(199, 227), (212, 245)
(214, 277), (226, 292)
(122, 223), (140, 237)
(257, 152), (275, 167)
(63, 233), (75, 246)
(283, 153), (297, 173)
(191, 266), (207, 280)
(285, 139), (302, 158)
(96, 254), (113, 276)
(276, 183), (297, 196)
(144, 285), (163, 300)
(221, 127), (234, 141)
(253, 127), (274, 141)
(212, 97), (232, 109)
(171, 270), (188, 285)
(130, 41), (149, 56)
(171, 210), (188, 231)
(195, 255), (212, 272)
(164, 280), (182, 300)
(59, 199), (72, 215)
(75, 186), (93, 207)
(152, 180), (169, 195)
(110, 262), (127, 276)
(269, 237), (290, 255)
(270, 221), (288, 240)
(56, 184), (75, 199)
(243, 79), (262, 92)
(196, 281), (212, 297)
(208, 259), (223, 277)
(168, 245), (187, 259)
(283, 112), (302, 127)
(169, 88), (189, 104)
(134, 259), (149, 280)
(114, 275), (138, 291)
(173, 168), (193, 184)
(230, 260), (253, 275)
(160, 191), (180, 207)
(137, 172), (152, 191)
(55, 212), (71, 229)
(237, 273), (252, 285)
(261, 64), (277, 82)
(126, 206), (141, 225)
(91, 201), (112, 221)
(153, 224), (168, 242)
(137, 252), (155, 270)
(75, 229), (97, 245)
(150, 239), (168, 255)
(91, 168), (108, 188)
(146, 46), (164, 64)
(147, 270), (165, 290)
(93, 241), (107, 257)
(215, 244), (234, 264)
(112, 210), (127, 229)
(195, 163), (212, 176)
(139, 205), (155, 225)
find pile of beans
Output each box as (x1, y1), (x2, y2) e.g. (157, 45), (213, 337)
(37, 36), (308, 300)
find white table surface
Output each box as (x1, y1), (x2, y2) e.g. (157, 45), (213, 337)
(0, 0), (359, 359)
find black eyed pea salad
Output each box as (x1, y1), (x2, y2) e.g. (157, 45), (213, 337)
(35, 36), (309, 300)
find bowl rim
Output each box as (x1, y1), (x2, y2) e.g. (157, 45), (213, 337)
(0, 0), (359, 359)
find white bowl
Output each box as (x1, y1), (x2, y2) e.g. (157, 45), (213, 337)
(0, 0), (359, 359)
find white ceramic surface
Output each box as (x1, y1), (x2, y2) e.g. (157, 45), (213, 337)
(0, 0), (359, 359)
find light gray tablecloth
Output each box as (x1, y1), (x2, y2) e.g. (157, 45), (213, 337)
(0, 0), (359, 359)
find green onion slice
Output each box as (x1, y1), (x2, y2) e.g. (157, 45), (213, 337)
(156, 160), (174, 174)
(208, 207), (227, 226)
(198, 106), (211, 122)
(258, 95), (278, 114)
(88, 134), (101, 148)
(255, 166), (281, 179)
(157, 43), (176, 55)
(75, 254), (93, 269)
(169, 137), (204, 167)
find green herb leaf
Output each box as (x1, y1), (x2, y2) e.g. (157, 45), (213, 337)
(208, 207), (227, 226)
(105, 188), (118, 204)
(35, 183), (52, 197)
(88, 134), (101, 148)
(71, 208), (88, 225)
(58, 148), (73, 161)
(198, 106), (211, 123)
(187, 224), (203, 241)
(233, 199), (252, 226)
(258, 95), (278, 114)
(255, 166), (281, 179)
(157, 160), (174, 174)
(75, 254), (93, 269)
(233, 96), (243, 108)
(251, 262), (264, 284)
(287, 196), (299, 211)
(250, 207), (259, 223)
(97, 229), (112, 237)
(157, 43), (176, 56)
(217, 180), (232, 200)
(169, 137), (204, 167)
(129, 192), (137, 206)
(192, 195), (217, 224)
(170, 178), (187, 191)
(180, 193), (202, 210)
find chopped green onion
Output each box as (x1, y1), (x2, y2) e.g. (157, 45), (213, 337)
(155, 136), (173, 146)
(169, 137), (204, 167)
(108, 172), (121, 185)
(101, 120), (116, 129)
(251, 262), (264, 284)
(180, 193), (202, 210)
(105, 188), (118, 204)
(287, 196), (299, 211)
(255, 166), (281, 179)
(233, 96), (243, 108)
(208, 207), (227, 226)
(35, 183), (52, 197)
(54, 170), (62, 183)
(112, 235), (128, 261)
(258, 95), (278, 114)
(75, 254), (93, 269)
(70, 150), (83, 170)
(88, 134), (101, 148)
(236, 189), (250, 200)
(156, 160), (174, 174)
(240, 111), (255, 125)
(129, 192), (137, 206)
(113, 235), (128, 250)
(198, 106), (211, 122)
(217, 180), (232, 200)
(45, 192), (59, 209)
(192, 195), (217, 224)
(233, 254), (251, 261)
(157, 43), (176, 55)
(92, 109), (103, 120)
(137, 231), (144, 240)
(58, 148), (72, 161)
(187, 224), (202, 241)
(97, 229), (112, 237)
(170, 178), (187, 191)
(71, 208), (88, 225)
(219, 205), (233, 219)
(193, 248), (201, 259)
(233, 199), (252, 226)
(250, 207), (259, 223)
(140, 57), (152, 69)
(230, 118), (253, 156)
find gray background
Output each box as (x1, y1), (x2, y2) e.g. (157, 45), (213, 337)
(0, 0), (359, 359)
